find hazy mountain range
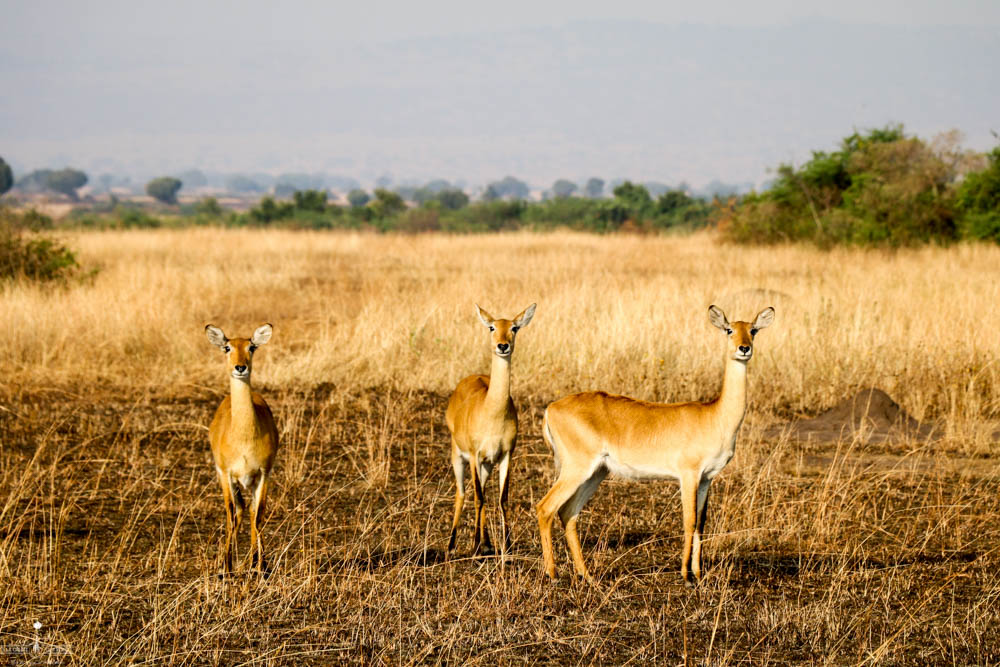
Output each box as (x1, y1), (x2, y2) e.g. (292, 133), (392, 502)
(2, 19), (997, 190)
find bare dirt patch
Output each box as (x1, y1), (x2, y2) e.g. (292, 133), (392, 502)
(769, 387), (935, 445)
(2, 389), (999, 664)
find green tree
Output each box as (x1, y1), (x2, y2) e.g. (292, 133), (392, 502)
(249, 196), (294, 224)
(957, 146), (1000, 241)
(583, 177), (604, 198)
(657, 189), (693, 214)
(293, 189), (328, 212)
(371, 188), (406, 217)
(552, 179), (578, 199)
(347, 189), (371, 208)
(612, 181), (653, 210)
(435, 188), (469, 210)
(725, 125), (961, 246)
(195, 197), (224, 217)
(0, 157), (13, 196)
(46, 168), (88, 200)
(146, 177), (183, 205)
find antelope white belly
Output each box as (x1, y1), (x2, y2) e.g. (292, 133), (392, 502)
(603, 453), (680, 481)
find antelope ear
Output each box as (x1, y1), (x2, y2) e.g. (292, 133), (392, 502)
(752, 307), (775, 331)
(514, 303), (536, 328)
(205, 325), (228, 348)
(475, 304), (495, 328)
(708, 305), (730, 331)
(251, 323), (273, 346)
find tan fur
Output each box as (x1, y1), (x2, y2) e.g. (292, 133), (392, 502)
(445, 303), (535, 556)
(206, 324), (279, 575)
(537, 306), (774, 583)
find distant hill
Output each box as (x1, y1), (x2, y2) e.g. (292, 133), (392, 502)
(1, 20), (997, 189)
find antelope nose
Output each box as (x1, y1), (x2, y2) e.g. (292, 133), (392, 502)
(497, 343), (510, 352)
(234, 365), (247, 373)
(738, 345), (751, 354)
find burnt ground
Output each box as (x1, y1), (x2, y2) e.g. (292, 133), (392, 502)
(1, 386), (1000, 664)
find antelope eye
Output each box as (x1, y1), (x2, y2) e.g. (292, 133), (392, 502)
(725, 329), (733, 336)
(511, 326), (519, 333)
(224, 346), (231, 353)
(750, 329), (758, 336)
(489, 326), (495, 332)
(249, 345), (257, 353)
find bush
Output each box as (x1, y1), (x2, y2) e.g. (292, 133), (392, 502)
(961, 212), (1000, 242)
(0, 208), (82, 282)
(195, 197), (224, 217)
(370, 189), (406, 218)
(293, 189), (328, 213)
(725, 125), (967, 246)
(956, 146), (1000, 241)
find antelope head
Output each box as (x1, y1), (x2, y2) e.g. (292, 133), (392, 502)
(205, 323), (273, 382)
(708, 305), (774, 363)
(475, 303), (536, 359)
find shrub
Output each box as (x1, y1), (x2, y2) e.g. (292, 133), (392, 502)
(0, 208), (82, 282)
(293, 189), (328, 213)
(957, 146), (1000, 241)
(195, 197), (224, 217)
(725, 125), (966, 246)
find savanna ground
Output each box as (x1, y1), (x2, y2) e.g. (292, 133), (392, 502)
(2, 229), (1000, 665)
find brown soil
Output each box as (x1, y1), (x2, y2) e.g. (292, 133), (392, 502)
(770, 387), (935, 444)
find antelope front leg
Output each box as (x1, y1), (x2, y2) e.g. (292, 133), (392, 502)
(471, 458), (485, 555)
(691, 478), (711, 582)
(249, 472), (269, 575)
(217, 470), (237, 575)
(680, 474), (698, 586)
(497, 452), (512, 555)
(536, 477), (580, 579)
(447, 444), (465, 555)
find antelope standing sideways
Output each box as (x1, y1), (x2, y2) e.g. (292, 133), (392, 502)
(537, 305), (774, 584)
(446, 303), (536, 556)
(205, 323), (279, 575)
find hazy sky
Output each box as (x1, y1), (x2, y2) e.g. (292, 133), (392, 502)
(2, 1), (998, 189)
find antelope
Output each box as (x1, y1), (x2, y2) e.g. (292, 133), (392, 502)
(537, 305), (775, 584)
(205, 323), (279, 576)
(445, 303), (536, 557)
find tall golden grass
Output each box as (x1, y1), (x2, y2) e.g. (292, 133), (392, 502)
(3, 229), (999, 423)
(3, 229), (1000, 663)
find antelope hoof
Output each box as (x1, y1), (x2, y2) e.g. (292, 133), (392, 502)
(251, 555), (271, 579)
(473, 543), (495, 558)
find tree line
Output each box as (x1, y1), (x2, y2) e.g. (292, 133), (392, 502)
(3, 124), (1000, 243)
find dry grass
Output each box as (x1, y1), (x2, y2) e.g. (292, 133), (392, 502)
(1, 229), (1000, 664)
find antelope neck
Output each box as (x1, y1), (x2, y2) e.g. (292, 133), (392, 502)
(483, 353), (512, 411)
(713, 356), (749, 433)
(229, 375), (259, 436)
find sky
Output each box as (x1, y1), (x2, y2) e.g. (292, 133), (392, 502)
(2, 1), (998, 190)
